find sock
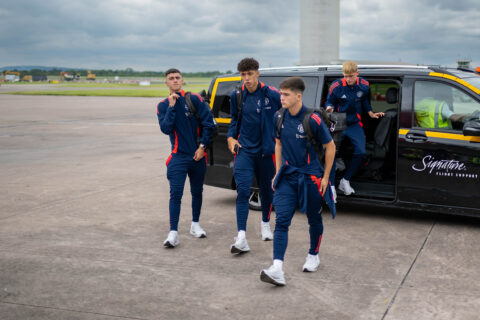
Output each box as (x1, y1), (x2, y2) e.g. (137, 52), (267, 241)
(238, 230), (246, 239)
(273, 259), (283, 270)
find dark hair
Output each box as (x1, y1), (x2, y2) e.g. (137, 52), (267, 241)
(165, 68), (181, 77)
(279, 77), (305, 93)
(237, 58), (259, 72)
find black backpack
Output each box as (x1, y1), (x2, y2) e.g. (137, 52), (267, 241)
(276, 108), (321, 160)
(275, 108), (346, 160)
(184, 91), (218, 147)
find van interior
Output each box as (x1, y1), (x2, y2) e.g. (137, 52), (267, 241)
(322, 78), (401, 201)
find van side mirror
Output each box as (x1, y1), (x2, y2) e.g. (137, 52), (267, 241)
(463, 119), (480, 136)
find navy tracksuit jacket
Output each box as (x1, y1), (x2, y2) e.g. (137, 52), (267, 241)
(272, 106), (335, 261)
(157, 90), (216, 231)
(227, 82), (281, 231)
(326, 77), (372, 181)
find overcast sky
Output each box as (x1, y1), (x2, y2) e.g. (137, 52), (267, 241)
(1, 0), (479, 72)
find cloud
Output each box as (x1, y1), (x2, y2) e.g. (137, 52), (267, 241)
(340, 0), (480, 66)
(0, 0), (478, 71)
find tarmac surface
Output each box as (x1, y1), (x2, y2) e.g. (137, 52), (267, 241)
(1, 94), (479, 320)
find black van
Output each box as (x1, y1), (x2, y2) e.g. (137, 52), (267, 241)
(203, 65), (480, 217)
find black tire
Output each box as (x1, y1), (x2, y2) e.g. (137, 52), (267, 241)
(249, 190), (261, 211)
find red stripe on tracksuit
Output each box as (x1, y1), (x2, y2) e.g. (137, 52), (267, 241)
(311, 113), (322, 125)
(329, 81), (340, 95)
(357, 113), (363, 128)
(172, 130), (178, 153)
(310, 175), (323, 196)
(315, 234), (323, 253)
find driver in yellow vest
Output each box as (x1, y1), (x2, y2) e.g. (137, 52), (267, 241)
(415, 98), (454, 129)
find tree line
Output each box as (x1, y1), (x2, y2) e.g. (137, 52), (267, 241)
(3, 68), (231, 78)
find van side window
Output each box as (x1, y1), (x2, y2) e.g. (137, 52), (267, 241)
(211, 80), (241, 118)
(370, 83), (400, 113)
(414, 81), (480, 131)
(260, 76), (318, 108)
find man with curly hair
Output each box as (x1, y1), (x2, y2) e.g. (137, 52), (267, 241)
(227, 58), (281, 253)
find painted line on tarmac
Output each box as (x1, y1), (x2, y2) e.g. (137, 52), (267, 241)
(381, 222), (436, 320)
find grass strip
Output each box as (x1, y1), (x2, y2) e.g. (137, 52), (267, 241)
(3, 89), (171, 97)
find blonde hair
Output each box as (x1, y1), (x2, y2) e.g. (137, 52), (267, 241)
(342, 61), (358, 74)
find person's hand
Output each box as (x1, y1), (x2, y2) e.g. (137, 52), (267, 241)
(271, 174), (277, 191)
(227, 137), (241, 154)
(326, 106), (334, 113)
(370, 111), (385, 119)
(193, 147), (205, 161)
(320, 178), (329, 196)
(168, 93), (179, 107)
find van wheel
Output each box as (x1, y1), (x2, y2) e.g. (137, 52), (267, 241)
(249, 190), (261, 211)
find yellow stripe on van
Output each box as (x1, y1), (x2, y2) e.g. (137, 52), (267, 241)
(398, 129), (480, 142)
(425, 131), (480, 142)
(209, 76), (241, 125)
(209, 76), (241, 109)
(215, 118), (231, 124)
(429, 72), (480, 95)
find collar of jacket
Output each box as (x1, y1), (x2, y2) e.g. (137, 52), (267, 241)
(242, 81), (266, 93)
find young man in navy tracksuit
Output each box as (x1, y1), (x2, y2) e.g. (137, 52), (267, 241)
(260, 77), (336, 286)
(326, 61), (384, 196)
(227, 58), (281, 253)
(157, 68), (216, 248)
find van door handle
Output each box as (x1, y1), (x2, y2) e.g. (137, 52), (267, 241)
(405, 131), (428, 143)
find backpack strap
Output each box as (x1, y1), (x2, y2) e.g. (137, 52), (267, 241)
(302, 109), (316, 161)
(235, 84), (242, 113)
(185, 91), (203, 146)
(234, 84), (243, 137)
(184, 92), (200, 120)
(303, 109), (316, 143)
(276, 108), (287, 139)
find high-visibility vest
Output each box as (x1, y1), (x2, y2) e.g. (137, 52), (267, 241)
(415, 99), (450, 129)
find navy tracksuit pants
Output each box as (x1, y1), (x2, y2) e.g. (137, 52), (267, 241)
(330, 122), (366, 183)
(233, 149), (275, 231)
(166, 153), (206, 231)
(272, 173), (324, 261)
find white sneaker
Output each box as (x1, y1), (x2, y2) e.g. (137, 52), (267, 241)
(231, 232), (250, 254)
(260, 264), (286, 286)
(302, 254), (320, 272)
(190, 222), (206, 238)
(261, 221), (273, 241)
(339, 178), (355, 196)
(163, 231), (179, 248)
(331, 185), (337, 203)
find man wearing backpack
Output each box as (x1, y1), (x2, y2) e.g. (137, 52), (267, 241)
(157, 68), (216, 248)
(227, 58), (281, 253)
(326, 61), (384, 196)
(260, 77), (336, 286)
